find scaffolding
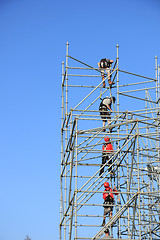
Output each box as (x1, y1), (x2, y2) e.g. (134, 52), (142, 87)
(60, 43), (160, 240)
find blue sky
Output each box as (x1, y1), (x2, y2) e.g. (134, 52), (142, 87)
(0, 0), (160, 240)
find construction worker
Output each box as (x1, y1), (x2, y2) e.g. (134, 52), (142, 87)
(98, 59), (114, 88)
(99, 96), (116, 132)
(102, 182), (118, 226)
(99, 137), (114, 176)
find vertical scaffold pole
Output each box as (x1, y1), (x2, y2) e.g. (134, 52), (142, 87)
(64, 42), (69, 240)
(126, 111), (130, 238)
(116, 44), (119, 114)
(158, 64), (160, 101)
(137, 122), (142, 240)
(155, 56), (158, 103)
(60, 61), (65, 240)
(61, 61), (65, 126)
(66, 42), (69, 117)
(155, 58), (160, 227)
(116, 43), (121, 239)
(157, 62), (160, 226)
(68, 109), (73, 240)
(75, 118), (78, 239)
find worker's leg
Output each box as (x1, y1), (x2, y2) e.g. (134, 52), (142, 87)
(102, 75), (106, 88)
(100, 69), (106, 88)
(107, 114), (111, 125)
(108, 157), (112, 173)
(101, 110), (106, 131)
(107, 69), (112, 87)
(107, 70), (111, 81)
(99, 156), (106, 176)
(109, 211), (113, 218)
(102, 211), (107, 226)
(109, 205), (113, 218)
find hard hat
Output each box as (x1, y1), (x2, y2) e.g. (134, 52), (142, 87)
(104, 182), (109, 188)
(104, 137), (110, 142)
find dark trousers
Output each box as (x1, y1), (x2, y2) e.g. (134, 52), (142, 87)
(99, 154), (112, 175)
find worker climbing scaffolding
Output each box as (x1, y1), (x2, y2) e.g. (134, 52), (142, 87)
(99, 96), (116, 132)
(98, 58), (114, 87)
(102, 182), (118, 226)
(99, 137), (114, 176)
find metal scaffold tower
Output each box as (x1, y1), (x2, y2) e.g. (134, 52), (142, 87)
(60, 43), (160, 240)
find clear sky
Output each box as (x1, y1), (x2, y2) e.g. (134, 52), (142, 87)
(0, 0), (160, 240)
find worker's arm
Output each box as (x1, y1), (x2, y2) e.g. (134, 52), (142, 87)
(113, 187), (118, 195)
(98, 62), (100, 68)
(103, 192), (107, 200)
(106, 105), (112, 111)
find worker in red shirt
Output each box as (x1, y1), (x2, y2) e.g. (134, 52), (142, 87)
(102, 182), (118, 226)
(99, 137), (114, 176)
